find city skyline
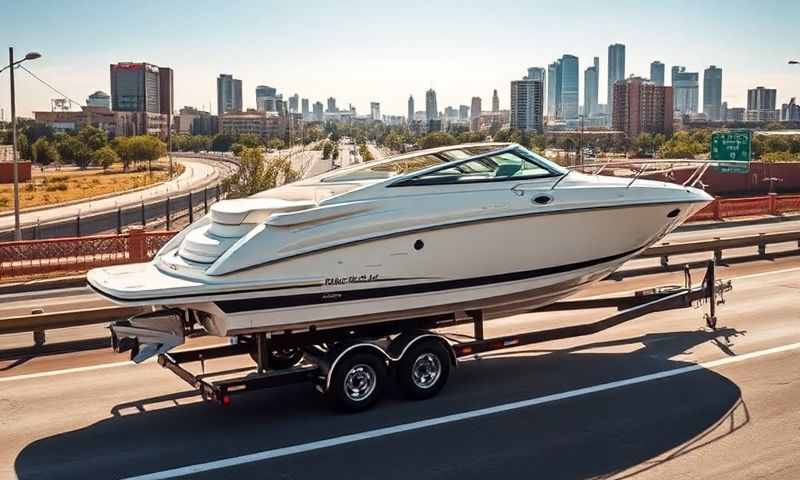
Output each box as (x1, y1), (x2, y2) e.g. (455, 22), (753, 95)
(2, 0), (799, 119)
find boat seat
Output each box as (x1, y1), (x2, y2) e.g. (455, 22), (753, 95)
(179, 197), (315, 264)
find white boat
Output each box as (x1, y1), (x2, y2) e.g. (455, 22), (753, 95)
(88, 143), (712, 362)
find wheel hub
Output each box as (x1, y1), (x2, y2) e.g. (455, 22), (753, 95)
(412, 353), (442, 389)
(344, 364), (377, 401)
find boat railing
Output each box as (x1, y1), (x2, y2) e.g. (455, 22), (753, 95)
(554, 159), (748, 190)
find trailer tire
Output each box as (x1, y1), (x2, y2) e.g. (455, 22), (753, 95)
(396, 338), (450, 400)
(327, 350), (386, 412)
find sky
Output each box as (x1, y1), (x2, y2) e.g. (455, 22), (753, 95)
(2, 0), (799, 119)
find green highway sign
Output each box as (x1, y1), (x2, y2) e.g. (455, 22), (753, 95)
(711, 129), (752, 174)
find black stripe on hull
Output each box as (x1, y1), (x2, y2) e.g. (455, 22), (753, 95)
(214, 246), (643, 314)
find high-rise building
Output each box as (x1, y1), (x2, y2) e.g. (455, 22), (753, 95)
(547, 60), (562, 119)
(289, 94), (300, 113)
(110, 62), (162, 113)
(326, 97), (337, 113)
(747, 86), (778, 121)
(255, 86), (279, 112)
(158, 67), (173, 119)
(370, 102), (381, 121)
(607, 43), (626, 120)
(425, 89), (438, 120)
(217, 74), (242, 115)
(312, 101), (324, 121)
(86, 91), (111, 109)
(781, 97), (800, 121)
(703, 66), (723, 121)
(407, 95), (414, 123)
(470, 96), (481, 131)
(671, 66), (699, 114)
(583, 57), (599, 118)
(650, 61), (665, 86)
(301, 98), (309, 120)
(526, 67), (545, 82)
(492, 89), (500, 112)
(459, 105), (469, 120)
(612, 77), (673, 138)
(510, 79), (544, 133)
(560, 54), (579, 120)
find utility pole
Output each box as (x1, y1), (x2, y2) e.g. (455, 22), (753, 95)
(9, 47), (20, 241)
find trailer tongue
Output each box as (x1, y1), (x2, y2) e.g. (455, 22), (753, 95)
(134, 261), (731, 412)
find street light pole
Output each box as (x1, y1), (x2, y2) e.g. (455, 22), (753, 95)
(9, 47), (20, 241)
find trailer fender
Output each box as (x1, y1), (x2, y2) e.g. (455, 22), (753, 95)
(324, 333), (454, 392)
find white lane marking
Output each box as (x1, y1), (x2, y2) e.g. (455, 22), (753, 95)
(125, 341), (800, 480)
(0, 360), (140, 383)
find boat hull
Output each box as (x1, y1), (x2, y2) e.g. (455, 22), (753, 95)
(89, 199), (706, 336)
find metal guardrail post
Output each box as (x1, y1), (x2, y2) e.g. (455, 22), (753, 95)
(76, 213), (81, 237)
(216, 184), (220, 202)
(33, 219), (39, 240)
(166, 196), (171, 230)
(758, 233), (766, 256)
(188, 190), (194, 224)
(204, 187), (208, 214)
(116, 207), (122, 234)
(140, 201), (146, 226)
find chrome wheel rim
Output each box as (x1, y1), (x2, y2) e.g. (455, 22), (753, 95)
(412, 353), (441, 389)
(343, 364), (377, 402)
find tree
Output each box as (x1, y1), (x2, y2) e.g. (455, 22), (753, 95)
(760, 151), (798, 162)
(31, 137), (61, 166)
(16, 132), (31, 160)
(332, 142), (340, 160)
(56, 135), (92, 168)
(238, 133), (262, 148)
(78, 125), (108, 151)
(127, 135), (166, 171)
(358, 143), (374, 162)
(211, 134), (235, 152)
(322, 141), (333, 160)
(111, 136), (133, 171)
(230, 143), (245, 156)
(222, 147), (301, 199)
(268, 138), (285, 151)
(418, 132), (456, 149)
(31, 138), (60, 166)
(383, 132), (404, 152)
(92, 146), (120, 171)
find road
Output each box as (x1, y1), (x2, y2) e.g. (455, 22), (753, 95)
(1, 251), (800, 478)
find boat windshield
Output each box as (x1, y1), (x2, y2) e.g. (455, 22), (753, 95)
(320, 145), (500, 183)
(392, 147), (567, 186)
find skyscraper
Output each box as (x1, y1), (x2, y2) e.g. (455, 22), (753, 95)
(650, 61), (665, 86)
(407, 95), (414, 123)
(747, 86), (778, 121)
(289, 93), (300, 113)
(607, 43), (626, 121)
(612, 77), (673, 138)
(547, 60), (562, 119)
(111, 62), (162, 113)
(217, 74), (242, 115)
(158, 67), (173, 118)
(672, 66), (699, 114)
(584, 57), (599, 118)
(255, 85), (278, 112)
(560, 54), (579, 120)
(492, 89), (500, 112)
(510, 78), (544, 133)
(526, 67), (545, 82)
(425, 89), (438, 120)
(326, 97), (337, 113)
(87, 90), (111, 109)
(470, 96), (481, 131)
(312, 101), (324, 121)
(370, 102), (381, 121)
(703, 66), (722, 121)
(301, 98), (309, 119)
(459, 105), (469, 120)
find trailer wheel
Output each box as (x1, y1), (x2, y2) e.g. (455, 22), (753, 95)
(249, 348), (304, 370)
(396, 339), (450, 400)
(328, 351), (386, 412)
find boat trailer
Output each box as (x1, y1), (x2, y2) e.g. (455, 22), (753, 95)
(156, 260), (732, 411)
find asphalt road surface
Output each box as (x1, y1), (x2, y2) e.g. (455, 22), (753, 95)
(1, 253), (799, 479)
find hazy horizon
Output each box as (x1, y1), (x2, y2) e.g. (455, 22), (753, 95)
(2, 0), (799, 119)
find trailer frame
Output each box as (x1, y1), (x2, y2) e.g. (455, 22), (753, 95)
(156, 260), (731, 410)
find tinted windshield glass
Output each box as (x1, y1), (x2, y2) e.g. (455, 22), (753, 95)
(320, 145), (506, 182)
(397, 148), (559, 185)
